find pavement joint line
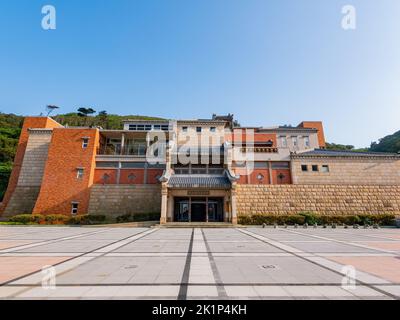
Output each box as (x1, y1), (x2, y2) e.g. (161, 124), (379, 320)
(0, 228), (113, 254)
(200, 228), (228, 299)
(276, 228), (398, 255)
(331, 229), (400, 242)
(0, 228), (80, 239)
(4, 282), (400, 289)
(0, 228), (156, 298)
(237, 228), (400, 300)
(2, 283), (399, 287)
(178, 228), (194, 300)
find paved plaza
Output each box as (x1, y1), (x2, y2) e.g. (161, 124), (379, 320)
(0, 226), (399, 300)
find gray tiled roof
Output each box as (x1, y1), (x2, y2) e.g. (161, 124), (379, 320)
(168, 174), (231, 189)
(292, 149), (400, 158)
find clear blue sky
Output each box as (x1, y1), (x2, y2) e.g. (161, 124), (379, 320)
(0, 0), (399, 147)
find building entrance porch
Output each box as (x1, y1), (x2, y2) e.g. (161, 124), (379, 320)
(174, 197), (224, 222)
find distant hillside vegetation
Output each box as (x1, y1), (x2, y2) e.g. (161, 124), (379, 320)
(325, 143), (369, 152)
(53, 113), (165, 129)
(369, 130), (400, 153)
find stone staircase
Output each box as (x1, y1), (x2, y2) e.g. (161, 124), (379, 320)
(154, 222), (240, 228)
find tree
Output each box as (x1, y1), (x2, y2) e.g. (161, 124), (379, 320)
(77, 107), (96, 117)
(98, 110), (108, 128)
(46, 105), (59, 116)
(77, 107), (96, 126)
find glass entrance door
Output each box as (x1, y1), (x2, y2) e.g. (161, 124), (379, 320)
(174, 197), (224, 222)
(207, 198), (223, 222)
(174, 198), (189, 222)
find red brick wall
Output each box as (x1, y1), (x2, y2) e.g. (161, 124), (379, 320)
(272, 169), (291, 184)
(33, 128), (99, 215)
(93, 169), (118, 184)
(249, 169), (271, 184)
(146, 169), (163, 184)
(0, 117), (62, 215)
(93, 168), (162, 185)
(234, 166), (291, 185)
(119, 169), (145, 184)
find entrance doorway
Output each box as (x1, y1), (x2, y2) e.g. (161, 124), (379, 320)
(191, 201), (206, 222)
(174, 197), (224, 222)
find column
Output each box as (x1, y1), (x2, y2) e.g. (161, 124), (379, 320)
(231, 183), (238, 224)
(268, 161), (273, 185)
(160, 183), (168, 224)
(120, 133), (125, 155)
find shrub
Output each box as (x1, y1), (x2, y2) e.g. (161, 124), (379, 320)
(67, 215), (90, 225)
(87, 215), (106, 223)
(44, 214), (70, 224)
(298, 212), (319, 225)
(237, 214), (305, 225)
(116, 214), (132, 223)
(238, 213), (396, 226)
(115, 213), (160, 223)
(9, 214), (45, 224)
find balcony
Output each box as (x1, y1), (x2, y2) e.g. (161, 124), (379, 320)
(97, 145), (147, 157)
(239, 147), (278, 153)
(96, 144), (167, 162)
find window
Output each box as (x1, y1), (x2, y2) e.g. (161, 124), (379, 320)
(96, 162), (118, 168)
(304, 136), (310, 148)
(271, 162), (290, 169)
(280, 136), (288, 148)
(292, 136), (298, 147)
(312, 165), (319, 172)
(71, 203), (79, 215)
(153, 125), (161, 130)
(196, 127), (202, 133)
(208, 165), (224, 175)
(121, 162), (146, 168)
(173, 165), (190, 174)
(128, 124), (137, 131)
(182, 126), (188, 132)
(254, 161), (268, 168)
(191, 165), (207, 174)
(301, 165), (308, 172)
(210, 127), (216, 132)
(82, 138), (89, 149)
(161, 125), (169, 131)
(321, 165), (329, 173)
(76, 168), (84, 179)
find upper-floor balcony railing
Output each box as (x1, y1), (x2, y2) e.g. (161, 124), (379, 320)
(97, 144), (167, 157)
(239, 147), (278, 153)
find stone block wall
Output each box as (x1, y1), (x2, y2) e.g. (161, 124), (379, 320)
(17, 130), (52, 186)
(2, 186), (41, 217)
(3, 130), (53, 217)
(291, 158), (400, 185)
(88, 185), (161, 217)
(236, 184), (400, 216)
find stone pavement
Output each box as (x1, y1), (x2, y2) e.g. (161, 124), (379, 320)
(0, 226), (399, 300)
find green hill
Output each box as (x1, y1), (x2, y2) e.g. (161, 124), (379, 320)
(370, 130), (400, 153)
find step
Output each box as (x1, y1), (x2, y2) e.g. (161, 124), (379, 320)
(154, 222), (241, 228)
